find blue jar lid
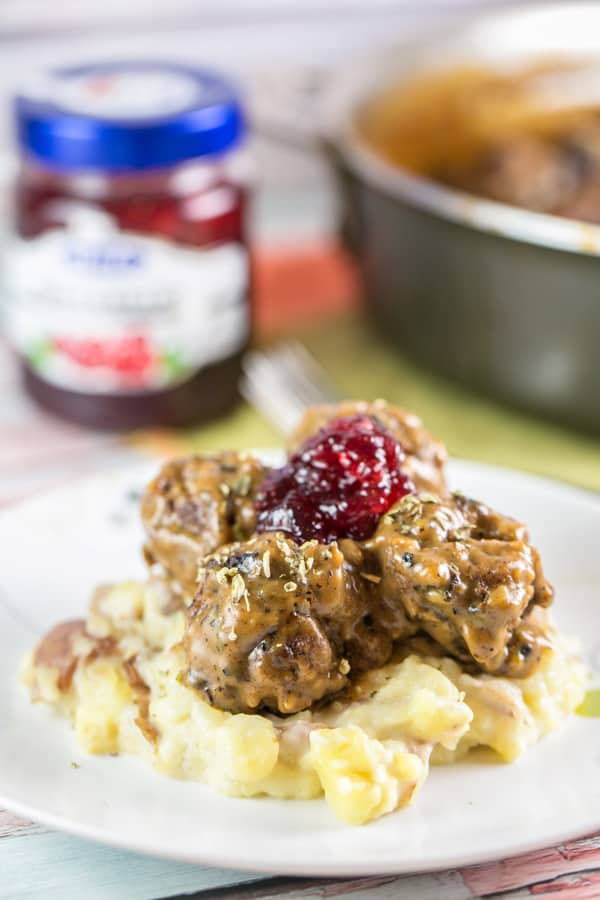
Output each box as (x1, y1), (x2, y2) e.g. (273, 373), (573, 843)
(14, 62), (245, 172)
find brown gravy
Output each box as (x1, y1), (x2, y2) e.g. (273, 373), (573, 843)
(359, 61), (600, 222)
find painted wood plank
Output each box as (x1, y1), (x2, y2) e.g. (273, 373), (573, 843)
(0, 808), (37, 838)
(461, 833), (600, 896)
(0, 830), (267, 900)
(485, 868), (600, 899)
(178, 871), (473, 900)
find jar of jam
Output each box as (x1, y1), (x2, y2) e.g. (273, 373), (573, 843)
(5, 62), (250, 430)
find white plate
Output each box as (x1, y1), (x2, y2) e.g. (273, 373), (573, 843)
(0, 458), (599, 877)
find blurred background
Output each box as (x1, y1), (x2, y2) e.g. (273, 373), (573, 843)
(1, 0), (599, 506)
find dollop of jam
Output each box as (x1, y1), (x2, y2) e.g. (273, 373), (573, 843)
(255, 414), (414, 543)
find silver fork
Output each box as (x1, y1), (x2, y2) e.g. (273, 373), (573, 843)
(240, 342), (339, 435)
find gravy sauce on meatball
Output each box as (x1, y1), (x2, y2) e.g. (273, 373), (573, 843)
(141, 452), (268, 599)
(364, 491), (553, 678)
(184, 532), (411, 715)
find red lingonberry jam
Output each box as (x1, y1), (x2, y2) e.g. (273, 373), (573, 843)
(12, 164), (249, 429)
(7, 63), (250, 430)
(255, 414), (414, 543)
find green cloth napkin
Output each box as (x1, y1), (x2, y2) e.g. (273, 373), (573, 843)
(140, 313), (600, 493)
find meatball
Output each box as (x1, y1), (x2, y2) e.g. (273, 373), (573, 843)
(184, 533), (401, 715)
(141, 452), (268, 600)
(288, 400), (447, 496)
(444, 137), (582, 214)
(364, 491), (553, 678)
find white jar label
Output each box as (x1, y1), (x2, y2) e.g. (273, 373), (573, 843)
(3, 222), (249, 395)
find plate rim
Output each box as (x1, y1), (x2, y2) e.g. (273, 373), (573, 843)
(1, 788), (600, 877)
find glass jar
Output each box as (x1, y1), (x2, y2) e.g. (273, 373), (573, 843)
(5, 62), (251, 430)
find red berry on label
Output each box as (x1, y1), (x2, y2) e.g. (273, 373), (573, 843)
(255, 414), (414, 543)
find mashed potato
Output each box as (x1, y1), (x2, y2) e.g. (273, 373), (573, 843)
(22, 580), (585, 825)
